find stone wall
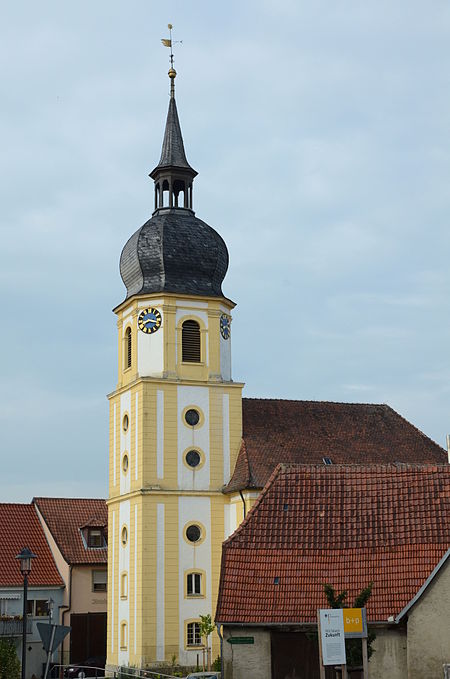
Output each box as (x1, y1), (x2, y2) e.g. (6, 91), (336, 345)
(407, 558), (450, 679)
(369, 625), (407, 678)
(222, 626), (271, 679)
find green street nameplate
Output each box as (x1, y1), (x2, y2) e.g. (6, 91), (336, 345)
(227, 637), (254, 645)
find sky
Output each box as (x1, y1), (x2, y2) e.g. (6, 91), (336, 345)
(1, 1), (450, 502)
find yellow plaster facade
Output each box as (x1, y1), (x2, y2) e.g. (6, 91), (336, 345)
(107, 292), (244, 669)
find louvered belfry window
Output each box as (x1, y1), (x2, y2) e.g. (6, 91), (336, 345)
(182, 320), (201, 363)
(125, 327), (132, 369)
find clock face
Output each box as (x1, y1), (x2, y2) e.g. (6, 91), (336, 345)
(220, 313), (231, 340)
(138, 307), (162, 334)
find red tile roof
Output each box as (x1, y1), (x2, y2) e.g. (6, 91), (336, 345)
(226, 399), (446, 492)
(0, 504), (64, 587)
(33, 498), (107, 565)
(216, 464), (450, 624)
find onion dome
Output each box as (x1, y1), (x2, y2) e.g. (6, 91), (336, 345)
(119, 68), (229, 301)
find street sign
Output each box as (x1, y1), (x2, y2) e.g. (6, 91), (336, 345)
(37, 623), (71, 653)
(343, 607), (367, 638)
(227, 636), (255, 644)
(319, 609), (346, 666)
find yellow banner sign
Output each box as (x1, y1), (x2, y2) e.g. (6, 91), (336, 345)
(343, 608), (364, 634)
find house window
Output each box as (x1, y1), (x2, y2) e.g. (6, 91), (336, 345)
(92, 569), (107, 592)
(0, 600), (7, 616)
(121, 572), (128, 599)
(88, 529), (103, 548)
(186, 621), (202, 647)
(27, 600), (49, 617)
(120, 621), (128, 650)
(187, 572), (202, 596)
(182, 320), (201, 362)
(124, 327), (132, 369)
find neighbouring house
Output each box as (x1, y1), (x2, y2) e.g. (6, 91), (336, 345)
(0, 503), (64, 679)
(33, 497), (108, 666)
(216, 463), (450, 679)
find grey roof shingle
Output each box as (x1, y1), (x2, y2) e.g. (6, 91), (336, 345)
(152, 96), (196, 173)
(119, 209), (229, 301)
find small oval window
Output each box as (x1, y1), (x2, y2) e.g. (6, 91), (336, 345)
(122, 414), (129, 432)
(185, 409), (200, 426)
(186, 450), (201, 468)
(122, 454), (129, 473)
(186, 524), (202, 543)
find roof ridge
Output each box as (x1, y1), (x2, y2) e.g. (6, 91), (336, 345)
(0, 502), (33, 508)
(242, 397), (389, 407)
(33, 496), (107, 502)
(279, 462), (449, 471)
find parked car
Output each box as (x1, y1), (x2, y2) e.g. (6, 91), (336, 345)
(185, 673), (220, 679)
(64, 656), (106, 678)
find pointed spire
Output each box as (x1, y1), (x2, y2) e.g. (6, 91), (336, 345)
(150, 26), (197, 212)
(156, 93), (195, 172)
(150, 68), (197, 178)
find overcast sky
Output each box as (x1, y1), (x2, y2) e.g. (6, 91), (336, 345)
(1, 1), (450, 502)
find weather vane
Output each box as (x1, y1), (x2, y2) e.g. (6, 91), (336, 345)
(161, 23), (182, 72)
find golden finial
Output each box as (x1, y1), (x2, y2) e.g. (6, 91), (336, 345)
(161, 23), (182, 97)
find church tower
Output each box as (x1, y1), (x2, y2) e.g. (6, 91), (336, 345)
(106, 63), (243, 669)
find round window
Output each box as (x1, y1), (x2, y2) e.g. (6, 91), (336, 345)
(122, 454), (129, 472)
(185, 450), (201, 468)
(121, 526), (128, 545)
(122, 414), (129, 432)
(185, 409), (200, 426)
(186, 524), (202, 543)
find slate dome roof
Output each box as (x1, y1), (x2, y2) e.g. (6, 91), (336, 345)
(119, 72), (229, 301)
(120, 209), (229, 299)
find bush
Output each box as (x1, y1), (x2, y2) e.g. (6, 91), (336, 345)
(323, 582), (376, 668)
(0, 639), (20, 679)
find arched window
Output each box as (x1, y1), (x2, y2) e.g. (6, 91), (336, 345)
(121, 572), (128, 599)
(120, 621), (128, 650)
(187, 571), (203, 596)
(182, 320), (201, 363)
(186, 621), (201, 647)
(125, 327), (132, 369)
(173, 179), (185, 208)
(162, 179), (170, 207)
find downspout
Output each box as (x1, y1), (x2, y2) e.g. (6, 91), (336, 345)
(60, 565), (73, 666)
(239, 491), (246, 519)
(216, 623), (224, 678)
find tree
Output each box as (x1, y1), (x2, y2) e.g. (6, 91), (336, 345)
(0, 638), (20, 679)
(323, 582), (376, 668)
(199, 614), (215, 671)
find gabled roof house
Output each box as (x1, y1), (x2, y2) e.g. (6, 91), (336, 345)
(33, 497), (108, 666)
(0, 503), (64, 679)
(217, 463), (450, 679)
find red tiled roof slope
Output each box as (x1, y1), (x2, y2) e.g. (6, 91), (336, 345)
(33, 497), (107, 565)
(216, 464), (450, 624)
(226, 399), (446, 492)
(0, 504), (64, 587)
